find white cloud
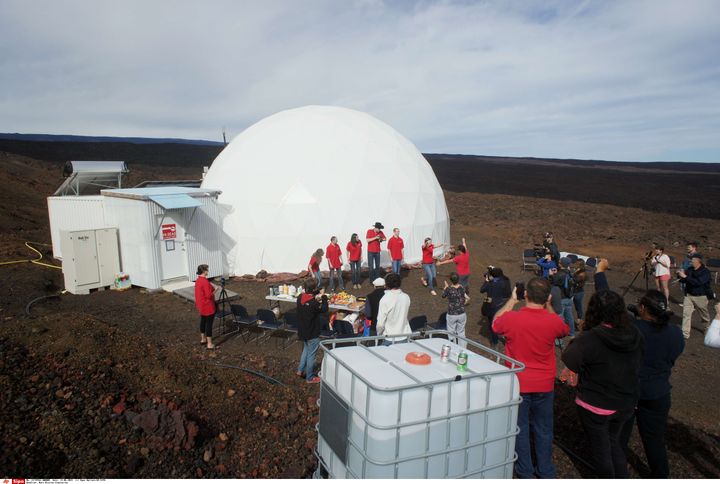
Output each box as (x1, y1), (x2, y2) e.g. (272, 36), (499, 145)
(0, 0), (718, 161)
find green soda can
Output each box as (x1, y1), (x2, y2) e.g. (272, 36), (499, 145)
(457, 351), (468, 371)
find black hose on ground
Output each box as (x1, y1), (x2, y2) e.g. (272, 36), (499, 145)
(553, 437), (596, 474)
(214, 363), (287, 386)
(25, 293), (63, 317)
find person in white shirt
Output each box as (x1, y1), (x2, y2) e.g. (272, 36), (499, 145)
(376, 272), (411, 345)
(651, 246), (671, 302)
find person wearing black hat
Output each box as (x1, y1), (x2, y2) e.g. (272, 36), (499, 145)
(677, 254), (712, 339)
(366, 222), (386, 281)
(543, 232), (561, 264)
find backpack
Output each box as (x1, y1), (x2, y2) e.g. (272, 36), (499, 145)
(562, 271), (578, 299)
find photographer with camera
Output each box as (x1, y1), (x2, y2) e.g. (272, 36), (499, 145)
(551, 257), (578, 336)
(296, 278), (329, 384)
(650, 245), (671, 302)
(677, 254), (712, 340)
(492, 277), (569, 478)
(480, 267), (512, 348)
(620, 291), (684, 478)
(561, 258), (643, 478)
(536, 252), (557, 279)
(543, 232), (561, 264)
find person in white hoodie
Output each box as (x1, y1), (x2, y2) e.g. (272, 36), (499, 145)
(376, 272), (412, 345)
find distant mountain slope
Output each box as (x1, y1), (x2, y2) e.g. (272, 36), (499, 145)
(0, 133), (223, 146)
(1, 138), (719, 219)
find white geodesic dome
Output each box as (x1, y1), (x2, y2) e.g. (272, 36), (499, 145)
(202, 105), (450, 276)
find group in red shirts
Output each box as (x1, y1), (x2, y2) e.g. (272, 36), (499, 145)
(303, 222), (468, 297)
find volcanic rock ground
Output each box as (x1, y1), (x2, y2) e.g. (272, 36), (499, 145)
(1, 148), (719, 478)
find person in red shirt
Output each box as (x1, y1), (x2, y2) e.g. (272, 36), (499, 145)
(366, 222), (386, 281)
(438, 237), (471, 302)
(346, 233), (363, 289)
(307, 248), (324, 288)
(194, 264), (217, 349)
(421, 237), (446, 296)
(492, 277), (569, 479)
(387, 228), (405, 275)
(325, 236), (345, 292)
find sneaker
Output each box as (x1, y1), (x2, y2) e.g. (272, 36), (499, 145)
(306, 376), (321, 384)
(430, 290), (437, 296)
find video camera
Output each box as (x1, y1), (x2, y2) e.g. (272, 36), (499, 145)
(533, 244), (549, 259)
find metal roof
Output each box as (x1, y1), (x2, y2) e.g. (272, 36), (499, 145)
(101, 186), (221, 200)
(148, 194), (202, 209)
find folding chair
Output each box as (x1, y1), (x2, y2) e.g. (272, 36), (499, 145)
(256, 308), (284, 344)
(230, 304), (259, 343)
(430, 312), (448, 331)
(522, 249), (537, 272)
(319, 314), (336, 340)
(409, 315), (428, 332)
(281, 312), (300, 349)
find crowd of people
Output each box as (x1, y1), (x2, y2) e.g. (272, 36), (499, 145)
(192, 228), (718, 477)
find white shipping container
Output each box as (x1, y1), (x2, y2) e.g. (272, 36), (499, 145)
(317, 335), (522, 479)
(47, 196), (107, 259)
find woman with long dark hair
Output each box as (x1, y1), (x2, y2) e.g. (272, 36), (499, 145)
(194, 264), (217, 349)
(346, 233), (363, 289)
(620, 290), (684, 478)
(561, 273), (644, 478)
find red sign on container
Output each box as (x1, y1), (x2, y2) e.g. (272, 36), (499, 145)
(161, 223), (177, 240)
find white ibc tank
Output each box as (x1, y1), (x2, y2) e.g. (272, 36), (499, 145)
(317, 336), (522, 479)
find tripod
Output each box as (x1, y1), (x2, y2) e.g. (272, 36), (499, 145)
(216, 278), (232, 334)
(622, 258), (651, 298)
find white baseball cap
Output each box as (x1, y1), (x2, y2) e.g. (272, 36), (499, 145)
(372, 277), (386, 287)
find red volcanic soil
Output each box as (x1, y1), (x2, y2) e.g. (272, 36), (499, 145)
(1, 147), (719, 478)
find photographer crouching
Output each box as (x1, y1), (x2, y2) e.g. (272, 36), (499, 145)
(480, 266), (511, 348)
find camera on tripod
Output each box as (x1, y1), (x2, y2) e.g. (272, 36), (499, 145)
(220, 276), (226, 287)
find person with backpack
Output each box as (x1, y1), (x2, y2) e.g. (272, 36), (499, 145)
(572, 259), (587, 325)
(551, 257), (577, 336)
(296, 278), (329, 384)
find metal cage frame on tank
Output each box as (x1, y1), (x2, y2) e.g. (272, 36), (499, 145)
(313, 331), (524, 479)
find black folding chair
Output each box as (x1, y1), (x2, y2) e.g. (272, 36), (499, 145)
(430, 312), (448, 338)
(256, 308), (284, 344)
(281, 312), (300, 349)
(522, 249), (537, 271)
(409, 315), (428, 332)
(230, 304), (259, 343)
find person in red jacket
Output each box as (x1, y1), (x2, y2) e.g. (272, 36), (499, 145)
(346, 233), (363, 289)
(326, 236), (344, 292)
(366, 222), (386, 281)
(194, 264), (217, 349)
(387, 228), (405, 275)
(492, 277), (569, 478)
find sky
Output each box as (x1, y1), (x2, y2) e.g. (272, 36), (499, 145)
(1, 0), (719, 162)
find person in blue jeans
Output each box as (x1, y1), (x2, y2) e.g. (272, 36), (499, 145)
(572, 259), (587, 323)
(296, 278), (328, 384)
(366, 222), (386, 282)
(552, 257), (577, 336)
(492, 277), (570, 478)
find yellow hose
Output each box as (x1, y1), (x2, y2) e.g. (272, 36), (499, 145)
(0, 242), (62, 270)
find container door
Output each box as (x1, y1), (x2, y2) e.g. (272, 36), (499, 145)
(71, 230), (100, 285)
(158, 213), (187, 280)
